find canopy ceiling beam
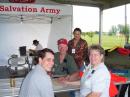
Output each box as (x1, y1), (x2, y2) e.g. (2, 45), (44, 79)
(50, 0), (130, 10)
(103, 0), (130, 9)
(50, 0), (108, 8)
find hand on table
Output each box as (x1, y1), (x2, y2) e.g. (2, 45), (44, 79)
(56, 76), (80, 86)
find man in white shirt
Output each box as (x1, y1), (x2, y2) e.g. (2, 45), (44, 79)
(32, 39), (43, 51)
(29, 40), (43, 55)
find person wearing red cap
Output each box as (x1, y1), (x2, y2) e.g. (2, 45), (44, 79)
(53, 38), (80, 97)
(57, 38), (68, 45)
(53, 38), (79, 80)
(68, 28), (89, 69)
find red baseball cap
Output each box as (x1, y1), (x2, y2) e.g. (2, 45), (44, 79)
(57, 38), (68, 45)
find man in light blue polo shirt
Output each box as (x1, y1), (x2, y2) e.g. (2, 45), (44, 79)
(19, 48), (54, 97)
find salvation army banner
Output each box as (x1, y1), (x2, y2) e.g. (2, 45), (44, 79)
(0, 3), (72, 16)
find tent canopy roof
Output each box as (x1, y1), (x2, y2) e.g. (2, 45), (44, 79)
(0, 0), (129, 23)
(50, 0), (130, 9)
(0, 0), (130, 9)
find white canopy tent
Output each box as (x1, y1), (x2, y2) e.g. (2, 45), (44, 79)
(0, 3), (73, 66)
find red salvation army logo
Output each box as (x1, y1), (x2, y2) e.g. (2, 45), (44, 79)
(9, 0), (35, 3)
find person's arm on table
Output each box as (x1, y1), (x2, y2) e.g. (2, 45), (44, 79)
(65, 71), (80, 81)
(86, 92), (101, 97)
(64, 80), (80, 86)
(56, 72), (80, 85)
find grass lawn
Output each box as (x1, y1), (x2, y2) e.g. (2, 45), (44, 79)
(82, 34), (129, 49)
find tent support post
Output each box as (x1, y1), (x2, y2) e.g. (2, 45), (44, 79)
(99, 7), (103, 45)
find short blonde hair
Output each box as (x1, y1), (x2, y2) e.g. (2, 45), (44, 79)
(88, 44), (105, 62)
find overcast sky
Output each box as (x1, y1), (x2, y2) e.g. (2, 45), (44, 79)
(73, 4), (130, 32)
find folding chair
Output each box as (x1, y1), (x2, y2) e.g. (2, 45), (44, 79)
(7, 54), (28, 77)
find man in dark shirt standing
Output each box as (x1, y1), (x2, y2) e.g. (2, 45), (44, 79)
(68, 28), (89, 69)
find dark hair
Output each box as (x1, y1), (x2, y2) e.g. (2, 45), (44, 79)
(35, 48), (54, 64)
(73, 28), (82, 34)
(88, 44), (105, 62)
(33, 40), (39, 45)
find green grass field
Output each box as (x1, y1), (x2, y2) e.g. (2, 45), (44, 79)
(82, 34), (130, 49)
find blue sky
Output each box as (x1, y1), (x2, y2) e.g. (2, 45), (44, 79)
(73, 4), (130, 32)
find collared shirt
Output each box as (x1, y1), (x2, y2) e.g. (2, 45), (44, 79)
(80, 63), (110, 97)
(53, 52), (78, 75)
(35, 44), (43, 51)
(19, 65), (54, 97)
(68, 38), (88, 69)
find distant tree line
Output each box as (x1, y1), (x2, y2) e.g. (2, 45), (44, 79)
(82, 31), (97, 43)
(109, 24), (130, 44)
(81, 24), (130, 44)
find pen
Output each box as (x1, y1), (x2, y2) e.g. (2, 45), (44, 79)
(83, 61), (87, 70)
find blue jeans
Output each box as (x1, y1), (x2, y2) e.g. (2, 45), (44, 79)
(68, 91), (75, 97)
